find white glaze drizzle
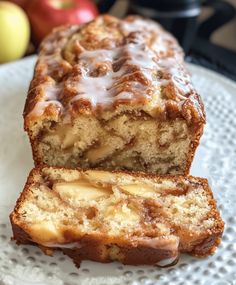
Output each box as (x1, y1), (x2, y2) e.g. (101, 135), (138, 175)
(156, 255), (179, 267)
(45, 85), (61, 101)
(121, 18), (162, 34)
(67, 18), (191, 108)
(121, 18), (179, 57)
(28, 85), (63, 117)
(158, 58), (192, 98)
(79, 49), (116, 63)
(29, 17), (194, 118)
(70, 42), (191, 108)
(72, 73), (115, 106)
(29, 101), (62, 117)
(69, 42), (158, 107)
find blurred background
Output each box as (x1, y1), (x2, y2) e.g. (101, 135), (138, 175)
(0, 0), (235, 79)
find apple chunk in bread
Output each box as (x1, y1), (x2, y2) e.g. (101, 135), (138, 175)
(53, 181), (112, 200)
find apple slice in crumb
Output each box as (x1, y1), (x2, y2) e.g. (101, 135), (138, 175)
(83, 170), (115, 184)
(29, 221), (60, 244)
(120, 183), (159, 198)
(53, 181), (112, 201)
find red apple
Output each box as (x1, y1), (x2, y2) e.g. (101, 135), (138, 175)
(26, 0), (98, 44)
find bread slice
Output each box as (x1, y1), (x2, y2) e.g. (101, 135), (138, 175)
(10, 167), (224, 267)
(24, 15), (205, 174)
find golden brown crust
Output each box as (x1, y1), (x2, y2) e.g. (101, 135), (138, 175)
(10, 167), (224, 267)
(23, 15), (205, 128)
(10, 223), (180, 267)
(184, 122), (204, 175)
(63, 241), (179, 267)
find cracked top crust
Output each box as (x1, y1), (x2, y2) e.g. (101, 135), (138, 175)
(24, 15), (205, 127)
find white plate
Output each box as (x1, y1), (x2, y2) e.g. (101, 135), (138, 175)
(0, 56), (235, 285)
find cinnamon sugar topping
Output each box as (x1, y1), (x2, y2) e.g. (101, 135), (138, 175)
(26, 15), (204, 123)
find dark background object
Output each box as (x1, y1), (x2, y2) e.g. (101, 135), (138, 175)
(97, 0), (236, 81)
(129, 0), (201, 53)
(187, 36), (236, 81)
(190, 0), (236, 81)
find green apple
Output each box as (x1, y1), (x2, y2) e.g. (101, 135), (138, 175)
(0, 1), (30, 63)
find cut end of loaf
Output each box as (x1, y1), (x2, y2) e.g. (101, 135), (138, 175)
(29, 114), (202, 175)
(10, 167), (224, 266)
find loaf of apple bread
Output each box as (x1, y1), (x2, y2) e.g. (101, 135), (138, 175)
(24, 15), (205, 174)
(10, 167), (224, 267)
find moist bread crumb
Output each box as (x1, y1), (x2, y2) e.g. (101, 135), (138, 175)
(10, 167), (224, 267)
